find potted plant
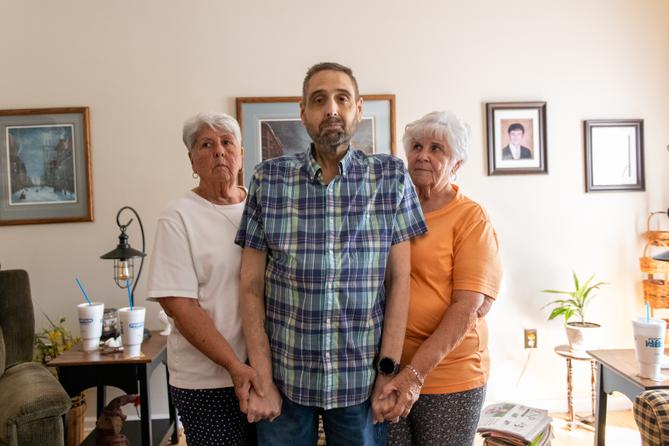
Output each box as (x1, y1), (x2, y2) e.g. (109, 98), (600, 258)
(542, 272), (607, 351)
(34, 314), (80, 367)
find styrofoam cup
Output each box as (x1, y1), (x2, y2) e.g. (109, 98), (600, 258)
(118, 306), (145, 357)
(633, 318), (667, 380)
(77, 302), (104, 352)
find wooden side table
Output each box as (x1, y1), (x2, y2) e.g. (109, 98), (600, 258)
(588, 348), (669, 446)
(49, 330), (177, 446)
(554, 344), (596, 429)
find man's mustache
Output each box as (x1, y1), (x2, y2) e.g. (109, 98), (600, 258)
(319, 117), (344, 130)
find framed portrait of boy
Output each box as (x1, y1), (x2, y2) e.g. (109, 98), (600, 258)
(486, 101), (547, 175)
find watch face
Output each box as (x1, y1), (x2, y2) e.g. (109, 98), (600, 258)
(379, 357), (398, 375)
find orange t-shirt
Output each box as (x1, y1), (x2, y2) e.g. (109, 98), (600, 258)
(402, 185), (502, 394)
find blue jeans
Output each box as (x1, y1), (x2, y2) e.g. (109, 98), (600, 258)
(256, 395), (388, 446)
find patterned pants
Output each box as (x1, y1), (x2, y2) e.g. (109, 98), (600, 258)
(169, 385), (255, 446)
(388, 386), (486, 446)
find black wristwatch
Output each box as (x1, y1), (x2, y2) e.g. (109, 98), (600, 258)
(376, 356), (400, 376)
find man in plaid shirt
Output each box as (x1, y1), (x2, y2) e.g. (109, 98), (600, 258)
(235, 62), (427, 446)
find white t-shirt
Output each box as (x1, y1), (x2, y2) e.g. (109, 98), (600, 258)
(146, 190), (246, 389)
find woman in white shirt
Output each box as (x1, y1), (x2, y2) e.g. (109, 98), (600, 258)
(147, 112), (258, 446)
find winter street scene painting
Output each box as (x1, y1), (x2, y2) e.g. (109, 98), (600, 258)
(6, 124), (77, 205)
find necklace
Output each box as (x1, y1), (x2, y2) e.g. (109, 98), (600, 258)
(211, 202), (241, 230)
(208, 186), (246, 231)
(193, 186), (246, 230)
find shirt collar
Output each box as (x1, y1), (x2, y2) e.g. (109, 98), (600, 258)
(305, 144), (354, 181)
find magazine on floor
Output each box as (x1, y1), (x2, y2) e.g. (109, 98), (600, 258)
(477, 402), (553, 445)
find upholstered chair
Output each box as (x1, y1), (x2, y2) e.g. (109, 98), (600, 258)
(634, 389), (669, 446)
(0, 269), (71, 446)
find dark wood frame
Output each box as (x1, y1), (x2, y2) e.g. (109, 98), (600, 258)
(584, 119), (644, 192)
(486, 101), (547, 175)
(236, 95), (396, 184)
(0, 107), (93, 225)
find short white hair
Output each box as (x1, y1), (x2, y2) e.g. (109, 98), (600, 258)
(182, 112), (242, 152)
(402, 111), (469, 164)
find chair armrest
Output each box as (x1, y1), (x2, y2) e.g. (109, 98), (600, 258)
(634, 389), (669, 446)
(0, 362), (71, 442)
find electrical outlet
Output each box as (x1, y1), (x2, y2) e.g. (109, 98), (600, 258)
(524, 329), (537, 348)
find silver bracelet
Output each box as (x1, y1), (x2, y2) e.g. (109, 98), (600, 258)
(405, 364), (424, 385)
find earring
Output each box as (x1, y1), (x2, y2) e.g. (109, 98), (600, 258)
(450, 171), (457, 181)
(192, 172), (199, 179)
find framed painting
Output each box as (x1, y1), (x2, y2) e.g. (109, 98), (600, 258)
(236, 95), (396, 183)
(0, 107), (92, 225)
(584, 119), (644, 192)
(486, 101), (547, 175)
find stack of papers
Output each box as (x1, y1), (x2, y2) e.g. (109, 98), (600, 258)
(477, 402), (553, 446)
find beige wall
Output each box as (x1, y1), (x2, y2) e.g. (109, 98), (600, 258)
(2, 0), (669, 417)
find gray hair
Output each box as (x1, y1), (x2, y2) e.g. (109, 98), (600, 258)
(182, 112), (242, 152)
(302, 62), (359, 101)
(402, 111), (470, 164)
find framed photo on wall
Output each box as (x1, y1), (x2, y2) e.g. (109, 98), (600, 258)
(236, 95), (396, 184)
(486, 101), (547, 175)
(584, 119), (644, 192)
(0, 107), (93, 226)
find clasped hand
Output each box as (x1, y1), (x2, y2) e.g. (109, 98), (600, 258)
(230, 361), (281, 423)
(371, 369), (422, 424)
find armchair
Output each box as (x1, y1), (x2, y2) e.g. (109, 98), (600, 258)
(0, 269), (71, 446)
(633, 389), (669, 446)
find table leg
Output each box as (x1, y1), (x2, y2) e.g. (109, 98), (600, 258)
(590, 360), (596, 418)
(594, 362), (607, 446)
(97, 385), (106, 418)
(566, 357), (575, 427)
(139, 364), (152, 446)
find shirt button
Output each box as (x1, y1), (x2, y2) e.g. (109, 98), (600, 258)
(326, 318), (331, 327)
(325, 352), (330, 359)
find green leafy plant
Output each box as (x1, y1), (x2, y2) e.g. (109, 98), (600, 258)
(542, 272), (607, 324)
(33, 314), (80, 365)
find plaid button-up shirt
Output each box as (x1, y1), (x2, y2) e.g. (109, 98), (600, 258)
(235, 147), (427, 409)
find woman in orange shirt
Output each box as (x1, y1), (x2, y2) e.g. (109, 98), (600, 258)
(380, 111), (502, 446)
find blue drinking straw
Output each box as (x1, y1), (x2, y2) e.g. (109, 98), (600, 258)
(647, 302), (651, 322)
(126, 280), (133, 310)
(75, 278), (92, 305)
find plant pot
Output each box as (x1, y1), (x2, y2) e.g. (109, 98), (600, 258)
(565, 321), (601, 352)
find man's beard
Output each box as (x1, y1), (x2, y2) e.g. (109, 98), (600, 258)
(307, 116), (358, 150)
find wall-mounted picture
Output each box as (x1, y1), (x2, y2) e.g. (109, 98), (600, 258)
(236, 95), (396, 184)
(584, 119), (644, 192)
(486, 101), (547, 175)
(0, 107), (92, 225)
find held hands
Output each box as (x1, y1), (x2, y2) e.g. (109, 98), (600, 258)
(230, 360), (264, 410)
(244, 382), (282, 423)
(374, 367), (423, 423)
(371, 374), (398, 424)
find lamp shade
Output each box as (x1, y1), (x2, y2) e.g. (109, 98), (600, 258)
(654, 250), (669, 262)
(100, 227), (146, 260)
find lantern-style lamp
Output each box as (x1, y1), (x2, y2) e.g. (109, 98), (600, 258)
(100, 206), (146, 299)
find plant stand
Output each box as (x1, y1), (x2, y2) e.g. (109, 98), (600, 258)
(554, 345), (596, 431)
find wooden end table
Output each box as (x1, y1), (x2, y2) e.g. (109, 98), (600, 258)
(48, 330), (177, 446)
(554, 344), (596, 430)
(588, 348), (669, 446)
